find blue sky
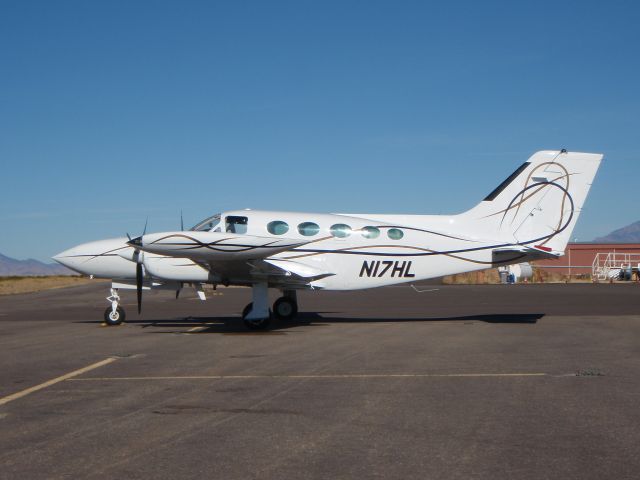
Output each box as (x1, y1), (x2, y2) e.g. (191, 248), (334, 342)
(1, 0), (639, 261)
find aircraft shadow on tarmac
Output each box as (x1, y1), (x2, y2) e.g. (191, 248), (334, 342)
(77, 312), (543, 334)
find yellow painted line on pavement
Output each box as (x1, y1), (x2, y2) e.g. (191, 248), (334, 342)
(0, 357), (118, 407)
(69, 372), (547, 381)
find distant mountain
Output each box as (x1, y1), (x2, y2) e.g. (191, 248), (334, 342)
(0, 253), (73, 276)
(594, 221), (640, 243)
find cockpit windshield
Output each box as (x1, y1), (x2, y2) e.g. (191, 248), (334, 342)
(190, 214), (221, 232)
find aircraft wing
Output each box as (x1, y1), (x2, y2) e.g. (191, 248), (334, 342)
(261, 258), (335, 282)
(193, 258), (334, 286)
(134, 231), (333, 287)
(135, 231), (308, 261)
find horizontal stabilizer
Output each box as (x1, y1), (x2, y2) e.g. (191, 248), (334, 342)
(492, 245), (562, 261)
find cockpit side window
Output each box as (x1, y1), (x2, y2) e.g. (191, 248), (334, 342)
(226, 216), (248, 234)
(190, 214), (221, 232)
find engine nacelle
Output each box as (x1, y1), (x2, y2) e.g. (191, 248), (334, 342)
(143, 254), (212, 282)
(116, 246), (137, 262)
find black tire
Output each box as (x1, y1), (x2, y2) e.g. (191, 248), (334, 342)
(241, 302), (271, 330)
(273, 297), (297, 321)
(103, 306), (125, 326)
(244, 317), (271, 330)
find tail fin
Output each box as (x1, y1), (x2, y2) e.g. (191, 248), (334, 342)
(460, 150), (603, 253)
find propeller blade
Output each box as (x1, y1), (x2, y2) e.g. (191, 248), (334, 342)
(126, 232), (131, 241)
(136, 262), (143, 314)
(180, 210), (184, 231)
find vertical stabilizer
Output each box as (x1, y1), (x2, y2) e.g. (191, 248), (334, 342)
(460, 150), (602, 253)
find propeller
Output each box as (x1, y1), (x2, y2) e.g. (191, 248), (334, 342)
(126, 218), (149, 315)
(136, 262), (143, 314)
(180, 210), (184, 231)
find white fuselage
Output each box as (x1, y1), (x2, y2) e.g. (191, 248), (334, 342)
(54, 209), (519, 291)
(53, 150), (603, 293)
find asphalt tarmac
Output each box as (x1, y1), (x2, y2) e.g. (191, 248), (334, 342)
(1, 281), (639, 479)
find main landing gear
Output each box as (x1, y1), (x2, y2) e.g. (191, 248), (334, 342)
(100, 284), (298, 330)
(273, 292), (298, 321)
(241, 286), (298, 330)
(104, 288), (125, 326)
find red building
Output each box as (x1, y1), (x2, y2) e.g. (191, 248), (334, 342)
(534, 243), (640, 277)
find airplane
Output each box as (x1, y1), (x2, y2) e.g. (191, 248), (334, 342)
(53, 149), (602, 330)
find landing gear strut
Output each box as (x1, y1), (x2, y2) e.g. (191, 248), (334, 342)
(242, 302), (271, 330)
(242, 282), (271, 330)
(104, 288), (125, 326)
(241, 286), (300, 330)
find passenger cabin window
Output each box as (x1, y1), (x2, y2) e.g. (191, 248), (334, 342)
(226, 216), (248, 234)
(267, 221), (289, 235)
(361, 226), (380, 239)
(190, 214), (221, 232)
(298, 222), (320, 236)
(387, 228), (404, 240)
(330, 223), (352, 238)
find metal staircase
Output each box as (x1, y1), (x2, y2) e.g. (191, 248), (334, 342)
(592, 252), (640, 281)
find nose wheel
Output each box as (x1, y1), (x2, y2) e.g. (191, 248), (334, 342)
(104, 287), (125, 326)
(104, 305), (126, 326)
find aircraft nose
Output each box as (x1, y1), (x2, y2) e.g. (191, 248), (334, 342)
(52, 237), (135, 277)
(52, 246), (85, 272)
(52, 251), (66, 264)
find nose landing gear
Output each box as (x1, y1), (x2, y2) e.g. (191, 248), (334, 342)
(104, 288), (125, 326)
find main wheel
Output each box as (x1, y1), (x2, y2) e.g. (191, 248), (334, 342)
(103, 306), (125, 326)
(273, 297), (297, 321)
(242, 302), (271, 330)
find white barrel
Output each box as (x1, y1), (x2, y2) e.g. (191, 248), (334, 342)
(508, 263), (533, 281)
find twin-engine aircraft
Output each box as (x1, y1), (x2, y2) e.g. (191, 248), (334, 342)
(54, 150), (602, 329)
